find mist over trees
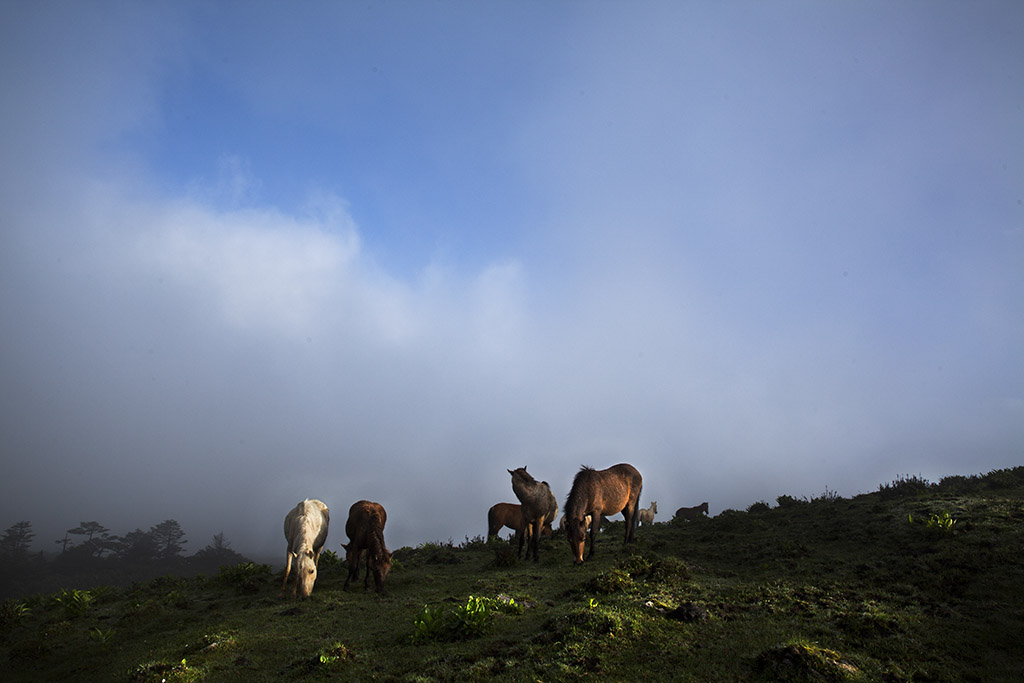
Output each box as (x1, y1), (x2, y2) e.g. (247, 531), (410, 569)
(0, 518), (250, 599)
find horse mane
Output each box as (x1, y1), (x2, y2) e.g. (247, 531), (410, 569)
(564, 466), (596, 516)
(364, 516), (388, 562)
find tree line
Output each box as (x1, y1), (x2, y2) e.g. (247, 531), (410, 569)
(0, 519), (251, 599)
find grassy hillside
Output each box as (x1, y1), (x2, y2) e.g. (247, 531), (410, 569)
(2, 468), (1023, 682)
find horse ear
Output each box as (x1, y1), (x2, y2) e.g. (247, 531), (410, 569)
(507, 469), (514, 475)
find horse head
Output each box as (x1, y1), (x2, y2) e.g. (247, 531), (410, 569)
(565, 516), (587, 565)
(295, 549), (318, 598)
(372, 549), (393, 593)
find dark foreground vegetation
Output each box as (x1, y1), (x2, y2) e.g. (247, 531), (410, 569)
(2, 467), (1022, 682)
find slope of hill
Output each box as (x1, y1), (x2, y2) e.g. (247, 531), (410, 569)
(2, 467), (1022, 681)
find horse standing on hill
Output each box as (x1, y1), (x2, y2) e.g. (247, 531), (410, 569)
(638, 501), (658, 526)
(507, 467), (559, 562)
(564, 463), (643, 564)
(675, 502), (709, 520)
(488, 502), (552, 541)
(342, 500), (392, 593)
(280, 499), (330, 598)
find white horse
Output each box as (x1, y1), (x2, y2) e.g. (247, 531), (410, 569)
(281, 499), (330, 598)
(638, 501), (658, 526)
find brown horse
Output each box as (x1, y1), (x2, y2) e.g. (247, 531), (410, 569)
(674, 501), (709, 520)
(341, 500), (392, 593)
(507, 467), (558, 562)
(280, 499), (330, 598)
(564, 463), (643, 564)
(488, 502), (553, 541)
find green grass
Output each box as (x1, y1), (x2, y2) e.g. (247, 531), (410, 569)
(2, 467), (1023, 681)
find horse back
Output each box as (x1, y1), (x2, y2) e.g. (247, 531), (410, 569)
(346, 500), (387, 548)
(284, 499), (330, 553)
(598, 463), (643, 513)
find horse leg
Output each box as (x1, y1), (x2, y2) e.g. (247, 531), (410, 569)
(344, 549), (360, 590)
(530, 519), (541, 562)
(516, 525), (526, 559)
(363, 554), (371, 591)
(279, 552), (293, 598)
(587, 514), (602, 559)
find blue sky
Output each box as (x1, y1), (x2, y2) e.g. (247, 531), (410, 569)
(1, 1), (1022, 557)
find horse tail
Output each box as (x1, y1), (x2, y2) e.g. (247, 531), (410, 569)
(487, 506), (498, 538)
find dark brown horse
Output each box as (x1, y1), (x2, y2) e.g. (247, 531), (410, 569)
(487, 502), (553, 541)
(507, 467), (558, 562)
(341, 500), (392, 593)
(564, 463), (643, 564)
(674, 501), (709, 520)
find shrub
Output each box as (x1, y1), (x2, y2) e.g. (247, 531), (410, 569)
(219, 562), (271, 592)
(981, 466), (1024, 490)
(747, 501), (771, 513)
(52, 588), (93, 618)
(584, 567), (635, 594)
(812, 486), (842, 503)
(318, 549), (340, 567)
(753, 639), (860, 681)
(878, 474), (931, 499)
(412, 595), (524, 643)
(490, 541), (518, 568)
(776, 494), (808, 508)
(908, 510), (957, 532)
(0, 599), (31, 628)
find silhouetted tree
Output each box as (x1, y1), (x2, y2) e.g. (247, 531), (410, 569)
(68, 521), (113, 558)
(190, 532), (249, 571)
(115, 528), (158, 563)
(55, 532), (74, 554)
(150, 519), (187, 560)
(0, 521), (34, 556)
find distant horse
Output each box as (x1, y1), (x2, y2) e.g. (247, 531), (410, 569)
(638, 501), (658, 526)
(488, 502), (553, 542)
(507, 467), (559, 562)
(564, 463), (643, 564)
(342, 500), (392, 593)
(674, 502), (709, 520)
(281, 499), (330, 598)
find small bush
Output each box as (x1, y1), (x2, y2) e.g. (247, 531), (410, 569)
(52, 588), (93, 618)
(219, 562), (271, 592)
(318, 641), (353, 665)
(584, 567), (635, 594)
(412, 595), (524, 643)
(776, 494), (808, 508)
(318, 549), (340, 567)
(878, 474), (931, 499)
(908, 510), (957, 532)
(812, 486), (842, 503)
(490, 541), (518, 568)
(753, 639), (860, 681)
(0, 599), (31, 628)
(981, 466), (1024, 490)
(747, 501), (772, 513)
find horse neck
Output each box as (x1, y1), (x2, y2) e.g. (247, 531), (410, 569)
(366, 521), (387, 560)
(565, 487), (588, 518)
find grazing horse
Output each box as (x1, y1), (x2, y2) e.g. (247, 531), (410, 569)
(675, 502), (709, 520)
(564, 463), (643, 565)
(342, 500), (392, 593)
(280, 499), (330, 598)
(638, 501), (658, 526)
(488, 502), (552, 542)
(507, 467), (559, 562)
